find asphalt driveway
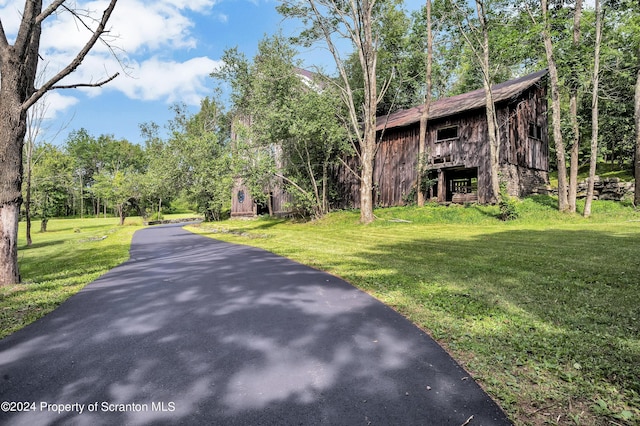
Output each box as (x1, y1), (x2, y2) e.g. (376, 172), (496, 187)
(0, 223), (511, 425)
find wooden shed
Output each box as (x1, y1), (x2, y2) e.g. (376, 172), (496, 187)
(334, 70), (550, 207)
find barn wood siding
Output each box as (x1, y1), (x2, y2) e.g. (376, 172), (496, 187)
(375, 126), (420, 206)
(271, 182), (292, 216)
(507, 84), (549, 171)
(231, 180), (256, 217)
(426, 113), (488, 170)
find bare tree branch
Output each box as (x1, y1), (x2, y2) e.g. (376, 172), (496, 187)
(62, 4), (100, 33)
(37, 0), (68, 25)
(338, 157), (362, 182)
(50, 72), (120, 89)
(14, 0), (40, 60)
(306, 0), (361, 140)
(22, 0), (119, 112)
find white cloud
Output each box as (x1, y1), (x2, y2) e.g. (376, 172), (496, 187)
(44, 92), (81, 118)
(4, 0), (225, 108)
(110, 56), (223, 104)
(39, 0), (213, 55)
(0, 0), (21, 40)
(37, 51), (221, 105)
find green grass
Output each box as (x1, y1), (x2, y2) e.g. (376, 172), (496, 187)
(0, 216), (146, 339)
(187, 198), (640, 426)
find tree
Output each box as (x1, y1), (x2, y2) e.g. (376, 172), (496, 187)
(568, 0), (583, 213)
(283, 83), (349, 217)
(446, 0), (503, 203)
(65, 129), (98, 218)
(140, 122), (177, 219)
(343, 0), (419, 116)
(91, 169), (139, 225)
(23, 95), (50, 245)
(417, 0), (433, 207)
(166, 100), (233, 222)
(0, 0), (119, 285)
(636, 62), (640, 206)
(538, 0), (570, 211)
(583, 0), (603, 217)
(30, 143), (73, 232)
(278, 0), (381, 223)
(215, 34), (348, 218)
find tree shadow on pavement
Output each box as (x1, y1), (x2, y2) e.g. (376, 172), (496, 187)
(0, 224), (510, 425)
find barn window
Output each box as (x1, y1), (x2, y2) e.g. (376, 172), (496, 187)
(436, 126), (458, 142)
(528, 122), (543, 140)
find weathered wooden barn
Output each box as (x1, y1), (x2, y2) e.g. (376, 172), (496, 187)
(231, 70), (549, 217)
(230, 115), (293, 218)
(334, 69), (550, 207)
(231, 178), (291, 218)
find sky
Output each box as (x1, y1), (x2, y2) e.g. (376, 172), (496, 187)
(1, 0), (391, 145)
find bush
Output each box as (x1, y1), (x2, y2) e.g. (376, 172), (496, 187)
(499, 196), (519, 221)
(149, 212), (164, 221)
(498, 180), (519, 221)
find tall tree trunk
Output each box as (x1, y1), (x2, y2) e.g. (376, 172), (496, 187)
(483, 82), (500, 203)
(0, 56), (38, 285)
(568, 97), (580, 212)
(541, 0), (569, 211)
(1, 0), (118, 286)
(80, 174), (84, 219)
(118, 205), (126, 226)
(635, 64), (640, 207)
(359, 0), (377, 224)
(417, 0), (433, 207)
(568, 0), (583, 213)
(583, 0), (602, 218)
(477, 0), (500, 203)
(25, 139), (33, 246)
(322, 162), (328, 215)
(360, 129), (376, 223)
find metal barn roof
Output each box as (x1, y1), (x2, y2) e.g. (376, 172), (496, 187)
(376, 69), (548, 132)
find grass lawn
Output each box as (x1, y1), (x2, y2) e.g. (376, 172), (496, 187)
(0, 216), (145, 339)
(1, 201), (637, 425)
(186, 196), (640, 426)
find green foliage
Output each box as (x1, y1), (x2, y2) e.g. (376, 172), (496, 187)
(91, 169), (142, 224)
(344, 0), (424, 116)
(214, 33), (350, 219)
(29, 143), (74, 223)
(498, 180), (519, 221)
(148, 211), (164, 221)
(165, 99), (234, 222)
(62, 129), (146, 218)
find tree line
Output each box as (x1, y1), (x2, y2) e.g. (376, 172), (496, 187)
(22, 100), (234, 244)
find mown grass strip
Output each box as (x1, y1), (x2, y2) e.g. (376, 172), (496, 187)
(187, 197), (640, 426)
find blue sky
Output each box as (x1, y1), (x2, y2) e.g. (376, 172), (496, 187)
(1, 0), (422, 145)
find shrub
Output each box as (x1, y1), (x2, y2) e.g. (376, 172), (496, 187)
(498, 180), (519, 221)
